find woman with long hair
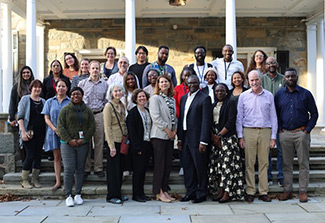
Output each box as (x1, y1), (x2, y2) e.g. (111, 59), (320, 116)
(42, 79), (70, 191)
(229, 71), (247, 98)
(42, 60), (71, 100)
(246, 50), (268, 76)
(122, 71), (138, 112)
(63, 53), (79, 80)
(71, 58), (90, 88)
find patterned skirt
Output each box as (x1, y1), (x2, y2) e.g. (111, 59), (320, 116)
(208, 134), (245, 200)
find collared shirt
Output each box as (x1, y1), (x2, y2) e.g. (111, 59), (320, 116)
(142, 61), (177, 87)
(236, 88), (278, 139)
(183, 90), (199, 131)
(275, 85), (318, 133)
(191, 62), (210, 89)
(261, 72), (285, 95)
(207, 84), (215, 104)
(211, 58), (244, 90)
(78, 77), (108, 111)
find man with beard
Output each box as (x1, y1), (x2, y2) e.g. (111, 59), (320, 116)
(177, 75), (212, 203)
(128, 46), (150, 88)
(78, 61), (108, 178)
(107, 56), (140, 87)
(142, 46), (177, 88)
(211, 44), (244, 89)
(262, 57), (285, 187)
(236, 70), (277, 203)
(187, 46), (213, 89)
(275, 68), (318, 203)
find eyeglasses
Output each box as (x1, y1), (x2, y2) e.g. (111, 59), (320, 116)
(266, 62), (277, 65)
(255, 55), (264, 58)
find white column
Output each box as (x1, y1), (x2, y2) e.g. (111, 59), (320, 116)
(0, 4), (3, 112)
(225, 0), (237, 59)
(316, 19), (325, 126)
(2, 3), (13, 113)
(26, 0), (37, 78)
(36, 25), (45, 81)
(125, 0), (136, 64)
(306, 23), (317, 95)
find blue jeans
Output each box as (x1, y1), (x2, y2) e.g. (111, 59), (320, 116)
(268, 135), (283, 181)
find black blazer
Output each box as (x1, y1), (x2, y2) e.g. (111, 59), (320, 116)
(201, 83), (217, 103)
(213, 97), (237, 137)
(42, 74), (71, 100)
(126, 106), (152, 153)
(177, 91), (212, 147)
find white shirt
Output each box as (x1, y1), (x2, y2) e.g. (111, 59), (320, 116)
(191, 62), (209, 89)
(211, 58), (244, 90)
(183, 90), (199, 131)
(106, 71), (140, 89)
(207, 84), (215, 104)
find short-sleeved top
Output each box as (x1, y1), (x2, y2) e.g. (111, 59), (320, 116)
(42, 95), (70, 151)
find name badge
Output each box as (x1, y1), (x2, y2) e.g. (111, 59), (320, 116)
(79, 131), (84, 139)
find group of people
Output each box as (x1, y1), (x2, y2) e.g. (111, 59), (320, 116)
(8, 43), (318, 207)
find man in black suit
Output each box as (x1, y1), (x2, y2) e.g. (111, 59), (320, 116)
(177, 75), (212, 203)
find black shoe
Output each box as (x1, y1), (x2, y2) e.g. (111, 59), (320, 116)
(180, 194), (195, 202)
(245, 194), (254, 203)
(132, 196), (146, 202)
(84, 172), (90, 178)
(141, 195), (151, 201)
(192, 196), (206, 203)
(259, 195), (271, 202)
(48, 156), (54, 161)
(94, 171), (105, 178)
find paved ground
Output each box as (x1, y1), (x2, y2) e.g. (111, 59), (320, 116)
(1, 196), (325, 223)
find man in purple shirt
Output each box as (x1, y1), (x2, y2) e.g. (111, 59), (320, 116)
(236, 70), (278, 203)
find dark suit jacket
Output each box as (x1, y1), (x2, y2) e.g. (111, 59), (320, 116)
(177, 91), (212, 148)
(201, 83), (217, 103)
(126, 106), (152, 153)
(213, 97), (237, 138)
(42, 74), (71, 100)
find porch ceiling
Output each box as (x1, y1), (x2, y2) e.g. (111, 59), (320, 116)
(7, 0), (324, 21)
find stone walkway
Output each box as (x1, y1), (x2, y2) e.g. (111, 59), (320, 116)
(1, 196), (325, 223)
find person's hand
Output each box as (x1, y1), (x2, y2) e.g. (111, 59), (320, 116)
(110, 148), (117, 157)
(166, 128), (176, 140)
(76, 139), (84, 146)
(270, 139), (276, 149)
(68, 139), (79, 147)
(177, 140), (182, 150)
(199, 144), (207, 153)
(21, 130), (29, 141)
(212, 134), (221, 147)
(239, 138), (245, 149)
(10, 120), (17, 127)
(53, 128), (60, 137)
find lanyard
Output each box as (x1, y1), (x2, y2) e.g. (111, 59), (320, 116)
(196, 63), (206, 84)
(224, 61), (232, 80)
(75, 105), (83, 126)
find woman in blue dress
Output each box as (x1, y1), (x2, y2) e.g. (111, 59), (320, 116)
(42, 79), (70, 191)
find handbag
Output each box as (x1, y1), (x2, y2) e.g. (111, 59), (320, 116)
(109, 102), (129, 155)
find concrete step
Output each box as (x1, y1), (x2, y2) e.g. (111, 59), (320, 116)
(1, 182), (325, 198)
(269, 157), (325, 170)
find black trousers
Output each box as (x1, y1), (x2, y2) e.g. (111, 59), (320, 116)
(106, 142), (125, 200)
(23, 130), (45, 170)
(132, 141), (151, 197)
(182, 133), (208, 199)
(151, 138), (173, 194)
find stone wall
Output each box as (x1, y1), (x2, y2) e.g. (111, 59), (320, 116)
(44, 17), (307, 85)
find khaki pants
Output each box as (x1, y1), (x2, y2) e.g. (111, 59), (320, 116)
(85, 112), (104, 172)
(279, 130), (310, 192)
(243, 128), (271, 195)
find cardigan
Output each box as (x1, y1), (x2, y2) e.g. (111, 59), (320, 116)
(103, 100), (127, 149)
(57, 101), (95, 143)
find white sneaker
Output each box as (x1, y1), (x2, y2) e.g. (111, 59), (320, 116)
(65, 195), (74, 207)
(179, 168), (184, 176)
(74, 194), (84, 205)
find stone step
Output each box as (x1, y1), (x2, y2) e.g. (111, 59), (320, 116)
(1, 182), (325, 198)
(269, 157), (325, 170)
(4, 169), (325, 186)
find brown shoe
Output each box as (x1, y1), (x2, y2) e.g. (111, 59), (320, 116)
(258, 195), (271, 202)
(245, 194), (254, 203)
(278, 191), (293, 201)
(299, 192), (308, 203)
